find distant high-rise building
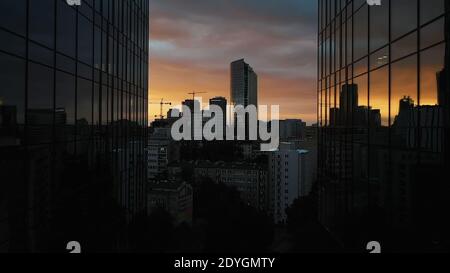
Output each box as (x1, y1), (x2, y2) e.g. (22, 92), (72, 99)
(329, 84), (381, 128)
(209, 97), (227, 134)
(182, 99), (202, 139)
(339, 84), (358, 126)
(230, 59), (258, 139)
(209, 97), (227, 120)
(230, 59), (258, 108)
(182, 99), (200, 114)
(279, 119), (306, 140)
(340, 84), (358, 112)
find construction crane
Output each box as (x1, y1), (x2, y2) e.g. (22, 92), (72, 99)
(149, 98), (172, 119)
(187, 91), (207, 101)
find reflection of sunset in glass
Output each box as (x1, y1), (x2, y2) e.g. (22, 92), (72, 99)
(370, 58), (442, 126)
(327, 61), (444, 127)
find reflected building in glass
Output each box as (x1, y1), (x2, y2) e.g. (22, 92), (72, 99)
(0, 0), (149, 252)
(318, 0), (449, 251)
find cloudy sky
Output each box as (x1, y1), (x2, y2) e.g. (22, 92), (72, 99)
(149, 0), (318, 124)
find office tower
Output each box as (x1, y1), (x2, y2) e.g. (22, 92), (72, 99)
(279, 119), (306, 141)
(182, 99), (198, 114)
(209, 96), (227, 122)
(0, 0), (149, 252)
(230, 59), (258, 108)
(340, 84), (358, 111)
(269, 143), (312, 224)
(339, 84), (358, 125)
(182, 99), (202, 139)
(230, 59), (258, 139)
(209, 96), (227, 135)
(318, 0), (449, 251)
(329, 108), (339, 127)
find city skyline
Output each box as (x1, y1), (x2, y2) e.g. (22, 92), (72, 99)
(1, 0), (449, 255)
(148, 0), (444, 126)
(149, 0), (318, 123)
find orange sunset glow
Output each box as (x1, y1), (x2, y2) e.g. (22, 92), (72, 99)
(148, 0), (318, 124)
(148, 1), (445, 126)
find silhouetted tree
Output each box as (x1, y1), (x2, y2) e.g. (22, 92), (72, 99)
(286, 196), (317, 232)
(286, 195), (341, 252)
(194, 177), (274, 252)
(128, 208), (174, 253)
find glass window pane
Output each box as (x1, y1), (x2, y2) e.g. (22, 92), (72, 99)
(392, 0), (417, 39)
(55, 71), (75, 144)
(77, 78), (92, 125)
(29, 42), (54, 67)
(29, 0), (55, 48)
(392, 32), (417, 61)
(370, 46), (389, 70)
(77, 78), (92, 140)
(56, 0), (76, 57)
(78, 16), (93, 64)
(369, 0), (389, 52)
(391, 55), (418, 148)
(0, 30), (26, 57)
(420, 18), (445, 50)
(27, 62), (54, 144)
(354, 74), (368, 130)
(0, 53), (26, 125)
(0, 0), (26, 35)
(421, 44), (445, 106)
(369, 66), (388, 127)
(420, 44), (445, 154)
(28, 63), (54, 110)
(56, 71), (75, 125)
(420, 0), (445, 24)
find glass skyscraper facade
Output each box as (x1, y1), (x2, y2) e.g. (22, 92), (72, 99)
(0, 0), (149, 252)
(231, 59), (258, 109)
(318, 0), (449, 251)
(230, 59), (258, 139)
